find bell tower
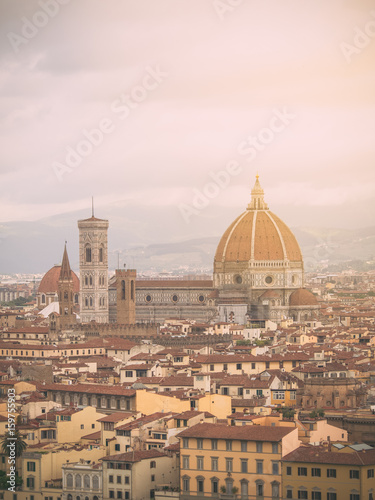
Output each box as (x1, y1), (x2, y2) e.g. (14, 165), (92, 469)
(115, 269), (136, 324)
(58, 243), (76, 329)
(78, 204), (109, 323)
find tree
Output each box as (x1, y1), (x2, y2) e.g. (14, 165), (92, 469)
(0, 430), (27, 474)
(0, 470), (22, 490)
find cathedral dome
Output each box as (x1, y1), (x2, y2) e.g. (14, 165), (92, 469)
(38, 265), (80, 294)
(289, 288), (318, 306)
(214, 176), (302, 265)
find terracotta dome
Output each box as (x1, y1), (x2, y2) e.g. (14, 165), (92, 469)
(259, 290), (281, 300)
(289, 288), (318, 306)
(214, 176), (302, 264)
(38, 265), (79, 294)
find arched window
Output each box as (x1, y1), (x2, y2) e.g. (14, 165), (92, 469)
(271, 481), (280, 498)
(85, 276), (88, 286)
(75, 294), (79, 304)
(182, 476), (190, 493)
(66, 474), (73, 488)
(89, 276), (93, 286)
(99, 246), (103, 263)
(241, 480), (249, 499)
(255, 480), (264, 497)
(67, 496), (73, 500)
(225, 479), (233, 495)
(90, 297), (93, 307)
(131, 280), (135, 300)
(75, 475), (82, 488)
(121, 280), (126, 300)
(64, 291), (68, 300)
(84, 475), (90, 489)
(41, 294), (46, 304)
(85, 245), (91, 263)
(92, 476), (99, 490)
(196, 476), (204, 494)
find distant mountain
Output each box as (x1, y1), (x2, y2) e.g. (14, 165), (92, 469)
(1, 207), (374, 275)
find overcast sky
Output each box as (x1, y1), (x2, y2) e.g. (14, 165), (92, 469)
(1, 0), (375, 232)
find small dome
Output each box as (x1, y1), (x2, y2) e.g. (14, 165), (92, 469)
(259, 290), (281, 300)
(289, 288), (318, 306)
(38, 265), (79, 294)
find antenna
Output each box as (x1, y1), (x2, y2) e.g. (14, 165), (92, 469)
(91, 196), (94, 217)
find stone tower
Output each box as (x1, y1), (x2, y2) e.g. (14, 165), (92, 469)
(58, 243), (76, 330)
(115, 269), (136, 324)
(78, 208), (109, 323)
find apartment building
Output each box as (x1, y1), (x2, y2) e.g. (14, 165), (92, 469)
(177, 422), (299, 499)
(282, 444), (375, 500)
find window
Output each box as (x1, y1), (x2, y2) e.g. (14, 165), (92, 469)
(273, 391), (285, 400)
(327, 469), (336, 478)
(197, 457), (204, 470)
(298, 467), (307, 476)
(286, 489), (293, 499)
(115, 444), (120, 452)
(116, 476), (121, 484)
(27, 477), (35, 488)
(241, 440), (247, 452)
(236, 363), (242, 370)
(197, 438), (203, 449)
(210, 364), (214, 371)
(150, 461), (156, 469)
(256, 461), (263, 474)
(350, 470), (360, 479)
(211, 458), (218, 471)
(67, 474), (73, 488)
(241, 481), (249, 499)
(312, 468), (321, 477)
(298, 491), (308, 499)
(272, 461), (279, 474)
(84, 475), (90, 489)
(124, 477), (129, 485)
(286, 466), (292, 475)
(182, 456), (189, 469)
(85, 246), (92, 263)
(182, 476), (190, 492)
(183, 438), (189, 448)
(116, 492), (122, 499)
(272, 442), (278, 454)
(226, 440), (232, 451)
(109, 491), (114, 499)
(223, 363), (228, 371)
(211, 439), (218, 450)
(272, 482), (280, 499)
(312, 492), (322, 500)
(109, 476), (114, 484)
(241, 459), (248, 473)
(226, 458), (233, 472)
(368, 469), (374, 478)
(92, 476), (99, 490)
(327, 493), (337, 500)
(27, 462), (36, 471)
(75, 475), (82, 488)
(197, 477), (204, 493)
(256, 482), (264, 497)
(350, 495), (360, 500)
(212, 478), (219, 494)
(125, 494), (129, 500)
(256, 442), (263, 453)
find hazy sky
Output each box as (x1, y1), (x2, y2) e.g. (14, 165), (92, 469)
(1, 0), (375, 232)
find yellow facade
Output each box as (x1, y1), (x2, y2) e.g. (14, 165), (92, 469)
(282, 445), (375, 500)
(177, 423), (299, 499)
